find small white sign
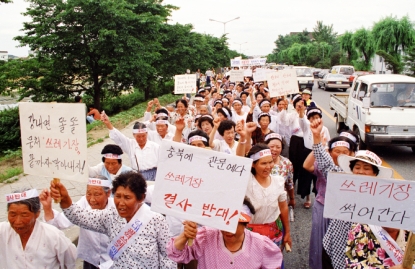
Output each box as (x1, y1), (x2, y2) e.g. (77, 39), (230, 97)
(151, 140), (253, 233)
(267, 69), (299, 97)
(19, 103), (88, 180)
(253, 68), (267, 82)
(230, 70), (245, 82)
(244, 69), (253, 77)
(324, 172), (415, 231)
(174, 74), (197, 94)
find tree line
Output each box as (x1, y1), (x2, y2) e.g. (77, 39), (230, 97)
(0, 0), (243, 109)
(267, 16), (415, 74)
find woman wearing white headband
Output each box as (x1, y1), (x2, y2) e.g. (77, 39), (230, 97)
(245, 144), (292, 259)
(41, 176), (115, 269)
(303, 132), (358, 269)
(1, 188), (76, 268)
(101, 112), (159, 181)
(231, 98), (248, 141)
(167, 198), (283, 269)
(309, 117), (400, 269)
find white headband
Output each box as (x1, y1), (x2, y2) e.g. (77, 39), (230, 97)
(340, 132), (357, 143)
(194, 97), (204, 102)
(88, 178), (112, 188)
(258, 112), (270, 119)
(250, 149), (272, 161)
(241, 204), (252, 218)
(6, 189), (39, 203)
(102, 153), (122, 159)
(201, 115), (214, 120)
(132, 128), (147, 133)
(232, 99), (243, 106)
(221, 108), (230, 118)
(356, 150), (382, 165)
(157, 113), (168, 118)
(260, 100), (271, 107)
(331, 141), (350, 149)
(188, 135), (207, 144)
(307, 108), (322, 117)
(265, 133), (282, 142)
(156, 120), (169, 125)
(222, 98), (229, 102)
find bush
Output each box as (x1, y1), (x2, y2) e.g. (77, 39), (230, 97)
(99, 91), (144, 116)
(0, 107), (21, 152)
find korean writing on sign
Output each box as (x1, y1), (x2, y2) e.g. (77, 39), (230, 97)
(267, 69), (299, 97)
(324, 172), (415, 230)
(174, 74), (196, 94)
(19, 102), (88, 180)
(151, 140), (252, 233)
(229, 70), (244, 82)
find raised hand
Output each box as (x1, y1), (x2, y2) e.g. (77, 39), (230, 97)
(39, 189), (52, 209)
(213, 117), (221, 129)
(310, 117), (323, 137)
(182, 221), (197, 240)
(175, 117), (185, 132)
(50, 180), (72, 209)
(245, 122), (257, 133)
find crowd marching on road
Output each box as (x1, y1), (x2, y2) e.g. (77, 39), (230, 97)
(1, 68), (414, 269)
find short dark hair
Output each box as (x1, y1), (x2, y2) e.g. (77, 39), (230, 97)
(197, 116), (214, 129)
(217, 107), (232, 119)
(7, 188), (41, 214)
(217, 120), (236, 136)
(74, 96), (82, 103)
(255, 92), (265, 99)
(133, 122), (147, 129)
(293, 95), (304, 108)
(243, 196), (256, 215)
(277, 98), (285, 106)
(349, 160), (379, 176)
(188, 130), (210, 147)
(155, 108), (169, 115)
(240, 91), (249, 98)
(246, 143), (269, 175)
(264, 132), (285, 150)
(112, 171), (147, 200)
(176, 99), (188, 108)
(101, 144), (123, 164)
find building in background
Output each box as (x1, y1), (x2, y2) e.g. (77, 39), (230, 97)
(0, 51), (8, 62)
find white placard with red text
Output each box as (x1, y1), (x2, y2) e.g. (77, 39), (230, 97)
(19, 102), (88, 181)
(151, 140), (253, 233)
(174, 74), (197, 94)
(267, 69), (299, 97)
(324, 172), (415, 231)
(229, 70), (245, 82)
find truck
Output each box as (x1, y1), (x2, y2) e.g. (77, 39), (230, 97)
(329, 74), (415, 152)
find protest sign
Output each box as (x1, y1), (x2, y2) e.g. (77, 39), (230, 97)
(229, 70), (245, 82)
(244, 68), (253, 77)
(267, 69), (299, 97)
(174, 74), (196, 94)
(151, 140), (253, 233)
(324, 172), (415, 231)
(249, 58), (267, 66)
(230, 59), (241, 67)
(253, 68), (267, 82)
(19, 102), (88, 180)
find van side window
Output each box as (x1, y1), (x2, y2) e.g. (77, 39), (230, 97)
(352, 82), (360, 99)
(357, 83), (368, 101)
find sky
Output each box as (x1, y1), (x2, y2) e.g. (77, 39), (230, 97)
(1, 0), (414, 57)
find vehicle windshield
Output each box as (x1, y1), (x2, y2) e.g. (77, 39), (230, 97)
(370, 83), (415, 107)
(327, 74), (346, 79)
(339, 67), (354, 75)
(295, 68), (313, 77)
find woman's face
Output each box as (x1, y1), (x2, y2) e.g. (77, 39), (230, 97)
(256, 95), (263, 103)
(201, 121), (213, 135)
(277, 101), (285, 111)
(156, 124), (168, 138)
(215, 103), (223, 110)
(86, 185), (110, 209)
(190, 140), (206, 148)
(302, 94), (310, 101)
(104, 158), (122, 175)
(221, 222), (245, 245)
(295, 100), (305, 113)
(114, 186), (143, 222)
(329, 147), (351, 166)
(8, 203), (39, 237)
(268, 139), (282, 161)
(258, 116), (270, 129)
(233, 103), (242, 112)
(252, 155), (274, 178)
(176, 102), (187, 116)
(352, 161), (377, 176)
(223, 128), (235, 145)
(240, 94), (247, 103)
(260, 103), (270, 113)
(217, 112), (227, 122)
(222, 101), (229, 107)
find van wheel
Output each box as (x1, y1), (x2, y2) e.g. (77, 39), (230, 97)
(412, 147), (415, 154)
(335, 115), (346, 133)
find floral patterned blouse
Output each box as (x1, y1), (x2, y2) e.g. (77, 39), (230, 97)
(345, 223), (409, 269)
(271, 155), (294, 191)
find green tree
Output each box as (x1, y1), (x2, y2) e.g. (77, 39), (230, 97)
(372, 16), (415, 59)
(403, 46), (415, 77)
(0, 0), (12, 3)
(352, 28), (375, 70)
(376, 50), (403, 74)
(313, 21), (337, 45)
(15, 0), (176, 108)
(338, 31), (357, 64)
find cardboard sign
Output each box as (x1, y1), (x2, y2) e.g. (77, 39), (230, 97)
(231, 59), (241, 67)
(253, 68), (267, 82)
(151, 140), (253, 233)
(267, 69), (299, 97)
(229, 70), (245, 82)
(19, 102), (88, 180)
(244, 69), (253, 77)
(231, 58), (267, 67)
(324, 172), (415, 231)
(174, 74), (197, 94)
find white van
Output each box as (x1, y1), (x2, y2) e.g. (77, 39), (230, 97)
(293, 66), (314, 91)
(330, 65), (355, 80)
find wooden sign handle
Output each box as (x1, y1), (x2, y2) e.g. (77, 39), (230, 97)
(187, 239), (193, 247)
(52, 178), (61, 203)
(403, 232), (415, 269)
(285, 243), (291, 252)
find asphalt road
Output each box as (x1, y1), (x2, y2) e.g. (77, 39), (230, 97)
(283, 81), (415, 269)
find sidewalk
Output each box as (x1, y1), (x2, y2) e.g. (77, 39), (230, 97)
(0, 120), (137, 263)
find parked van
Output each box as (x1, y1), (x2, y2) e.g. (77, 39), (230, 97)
(330, 65), (355, 79)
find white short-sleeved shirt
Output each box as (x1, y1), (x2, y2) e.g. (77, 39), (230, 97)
(212, 139), (238, 155)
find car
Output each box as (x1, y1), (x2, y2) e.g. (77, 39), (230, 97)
(317, 69), (329, 79)
(318, 73), (350, 91)
(312, 68), (322, 78)
(330, 65), (355, 80)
